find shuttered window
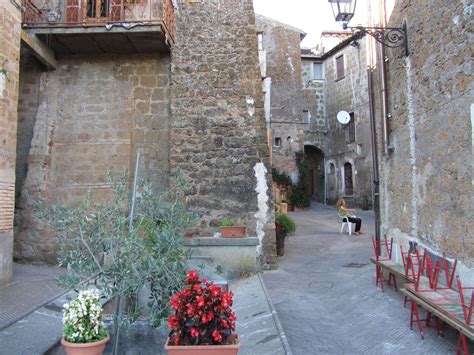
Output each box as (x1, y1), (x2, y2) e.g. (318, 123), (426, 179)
(336, 55), (344, 80)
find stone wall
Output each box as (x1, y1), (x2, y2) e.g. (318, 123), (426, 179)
(0, 0), (21, 285)
(374, 0), (473, 276)
(170, 0), (276, 269)
(323, 36), (373, 208)
(255, 15), (305, 180)
(15, 53), (171, 262)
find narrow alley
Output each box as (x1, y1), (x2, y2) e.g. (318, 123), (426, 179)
(263, 203), (459, 354)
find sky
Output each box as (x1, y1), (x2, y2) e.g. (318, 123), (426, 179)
(253, 0), (367, 48)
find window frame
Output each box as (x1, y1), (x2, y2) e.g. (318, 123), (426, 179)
(335, 54), (345, 81)
(312, 62), (323, 80)
(257, 32), (264, 51)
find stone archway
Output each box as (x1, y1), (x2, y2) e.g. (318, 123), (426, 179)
(304, 145), (325, 203)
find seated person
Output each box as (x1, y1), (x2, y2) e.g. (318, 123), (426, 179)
(337, 198), (363, 235)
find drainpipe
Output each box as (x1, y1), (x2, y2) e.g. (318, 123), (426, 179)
(323, 157), (327, 205)
(368, 68), (380, 243)
(379, 42), (391, 156)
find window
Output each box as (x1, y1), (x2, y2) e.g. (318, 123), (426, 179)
(335, 55), (344, 80)
(328, 163), (335, 174)
(313, 63), (323, 80)
(344, 162), (353, 196)
(257, 32), (264, 51)
(303, 110), (310, 132)
(346, 112), (355, 143)
(274, 137), (281, 147)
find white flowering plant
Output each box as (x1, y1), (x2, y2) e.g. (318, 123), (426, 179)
(62, 289), (108, 343)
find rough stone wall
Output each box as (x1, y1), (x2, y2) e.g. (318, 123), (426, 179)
(375, 0), (473, 276)
(15, 53), (171, 263)
(323, 36), (373, 208)
(255, 15), (304, 180)
(0, 0), (21, 285)
(170, 0), (276, 270)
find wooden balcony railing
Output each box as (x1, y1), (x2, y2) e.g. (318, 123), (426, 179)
(22, 0), (176, 44)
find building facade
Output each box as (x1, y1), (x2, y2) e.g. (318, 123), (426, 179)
(0, 0), (276, 283)
(369, 0), (473, 280)
(0, 0), (22, 285)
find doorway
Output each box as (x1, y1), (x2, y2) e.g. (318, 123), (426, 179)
(304, 145), (325, 203)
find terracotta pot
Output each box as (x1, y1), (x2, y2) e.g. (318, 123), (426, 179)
(61, 335), (110, 355)
(220, 226), (246, 238)
(275, 224), (286, 256)
(165, 335), (240, 355)
(287, 203), (294, 212)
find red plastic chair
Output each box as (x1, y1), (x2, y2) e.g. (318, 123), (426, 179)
(372, 235), (395, 292)
(456, 276), (473, 355)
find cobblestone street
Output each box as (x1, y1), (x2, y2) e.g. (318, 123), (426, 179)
(262, 203), (460, 354)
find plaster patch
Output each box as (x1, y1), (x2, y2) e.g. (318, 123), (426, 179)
(287, 57), (294, 73)
(254, 162), (269, 256)
(246, 96), (255, 117)
(0, 72), (5, 98)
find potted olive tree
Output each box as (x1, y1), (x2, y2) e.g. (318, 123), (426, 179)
(275, 214), (296, 256)
(36, 171), (197, 355)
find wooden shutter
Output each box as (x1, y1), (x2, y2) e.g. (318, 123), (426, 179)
(66, 0), (82, 23)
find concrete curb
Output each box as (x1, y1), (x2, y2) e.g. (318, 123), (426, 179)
(257, 272), (292, 355)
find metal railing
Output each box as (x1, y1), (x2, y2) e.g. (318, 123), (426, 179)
(22, 0), (175, 43)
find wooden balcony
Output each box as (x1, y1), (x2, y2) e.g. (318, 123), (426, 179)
(21, 0), (175, 55)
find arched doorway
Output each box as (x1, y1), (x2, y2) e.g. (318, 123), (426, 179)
(304, 145), (325, 203)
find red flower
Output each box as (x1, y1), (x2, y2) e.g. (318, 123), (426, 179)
(187, 270), (199, 282)
(211, 285), (221, 297)
(168, 270), (237, 346)
(212, 330), (223, 343)
(190, 327), (199, 337)
(168, 315), (178, 329)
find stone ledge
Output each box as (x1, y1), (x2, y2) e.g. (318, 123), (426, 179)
(183, 237), (259, 247)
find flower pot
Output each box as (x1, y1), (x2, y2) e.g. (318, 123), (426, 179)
(220, 226), (246, 238)
(165, 335), (240, 355)
(275, 224), (286, 256)
(287, 203), (294, 212)
(61, 335), (110, 355)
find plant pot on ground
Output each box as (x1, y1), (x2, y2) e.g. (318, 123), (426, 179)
(61, 289), (110, 355)
(275, 214), (296, 256)
(218, 218), (246, 238)
(165, 270), (240, 354)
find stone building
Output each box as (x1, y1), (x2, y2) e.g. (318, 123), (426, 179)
(301, 34), (373, 207)
(0, 0), (22, 285)
(0, 0), (276, 283)
(367, 0), (473, 280)
(255, 14), (305, 181)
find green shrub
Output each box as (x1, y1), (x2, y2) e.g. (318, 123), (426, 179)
(275, 214), (296, 236)
(271, 168), (292, 187)
(218, 218), (238, 226)
(288, 151), (311, 208)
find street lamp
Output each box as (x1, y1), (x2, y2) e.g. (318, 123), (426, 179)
(328, 0), (409, 56)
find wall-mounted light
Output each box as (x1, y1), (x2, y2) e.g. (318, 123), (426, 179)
(328, 0), (409, 56)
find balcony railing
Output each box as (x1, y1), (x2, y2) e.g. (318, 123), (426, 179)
(22, 0), (176, 43)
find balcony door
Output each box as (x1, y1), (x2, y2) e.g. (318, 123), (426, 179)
(66, 0), (123, 23)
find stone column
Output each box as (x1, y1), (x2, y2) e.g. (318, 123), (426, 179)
(0, 0), (21, 285)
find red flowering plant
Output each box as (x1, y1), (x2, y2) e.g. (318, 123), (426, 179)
(167, 270), (237, 346)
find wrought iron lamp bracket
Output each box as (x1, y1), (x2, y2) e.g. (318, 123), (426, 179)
(344, 21), (409, 56)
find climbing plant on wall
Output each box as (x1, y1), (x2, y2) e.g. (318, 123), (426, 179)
(288, 150), (311, 208)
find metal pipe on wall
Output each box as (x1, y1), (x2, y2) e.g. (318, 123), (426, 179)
(368, 68), (380, 242)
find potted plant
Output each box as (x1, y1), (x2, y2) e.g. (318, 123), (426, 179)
(275, 214), (296, 256)
(165, 270), (240, 354)
(61, 289), (110, 355)
(218, 218), (246, 238)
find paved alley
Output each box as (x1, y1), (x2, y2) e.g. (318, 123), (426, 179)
(262, 203), (460, 354)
